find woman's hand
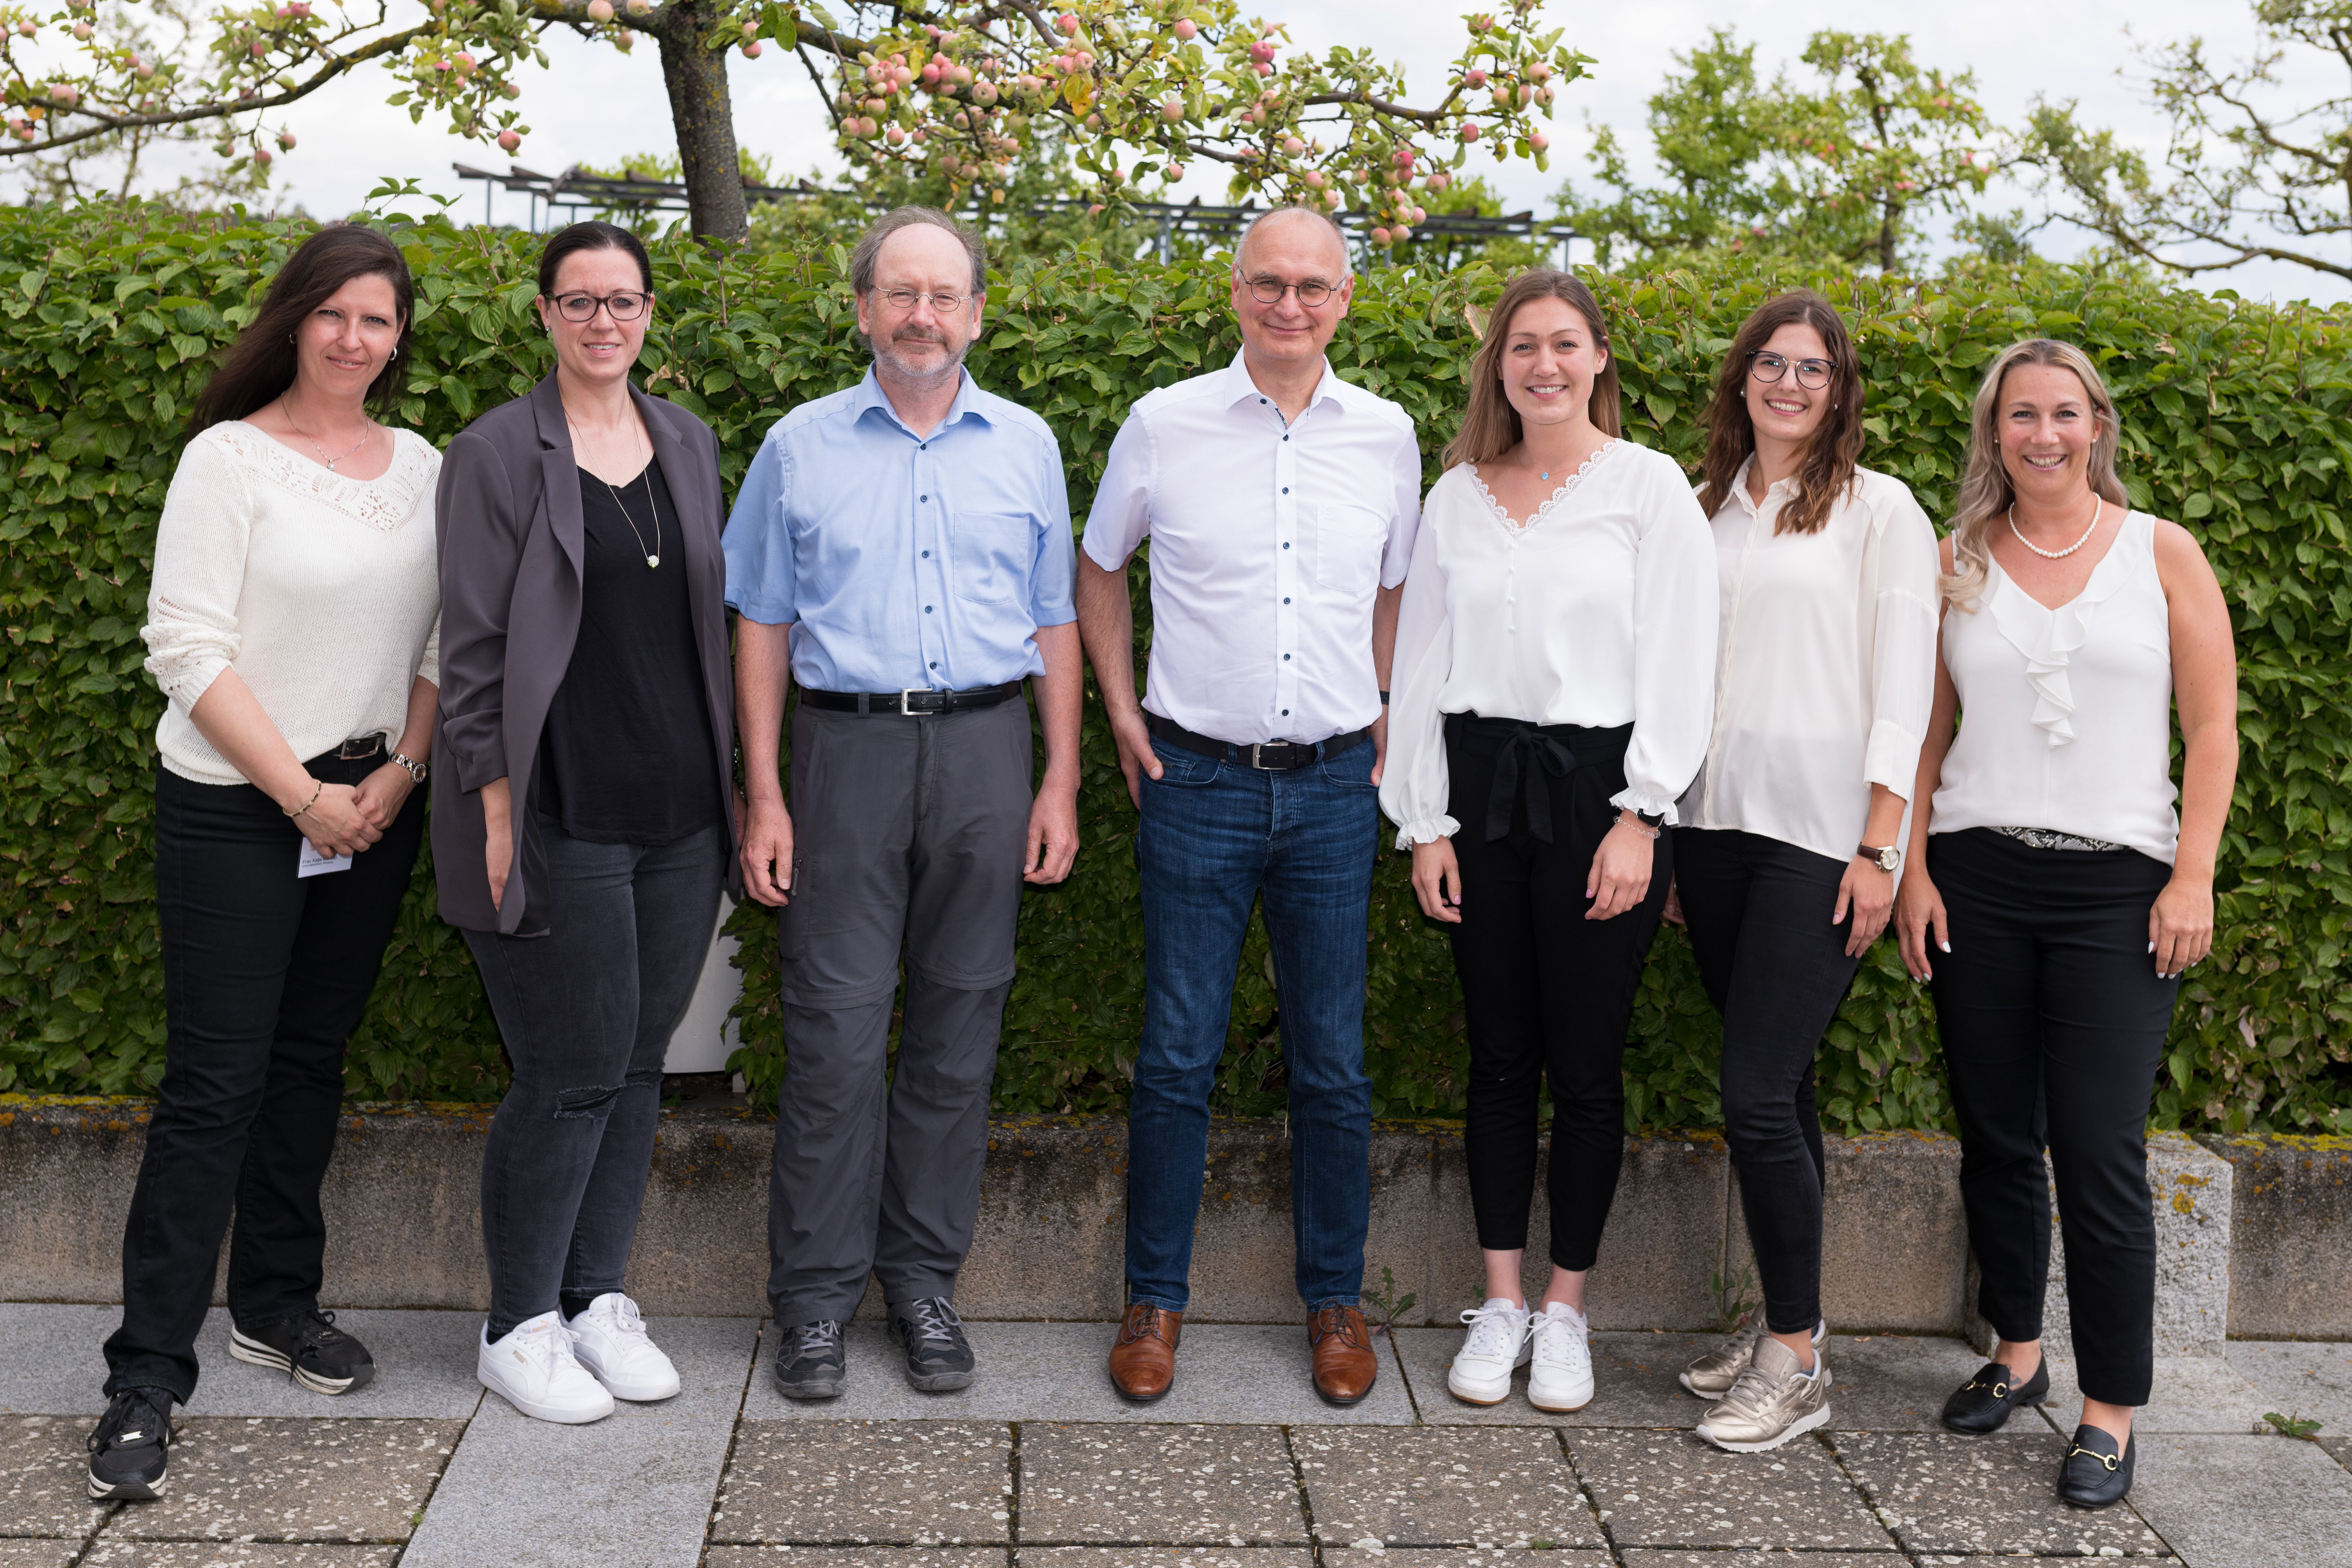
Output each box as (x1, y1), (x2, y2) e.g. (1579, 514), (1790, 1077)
(1895, 865), (1949, 981)
(481, 776), (513, 913)
(1410, 837), (1464, 923)
(1586, 813), (1654, 921)
(1661, 878), (1684, 926)
(2150, 873), (2214, 979)
(350, 762), (415, 833)
(1834, 858), (1896, 958)
(292, 780), (381, 860)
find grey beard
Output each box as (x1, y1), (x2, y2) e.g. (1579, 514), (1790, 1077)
(870, 333), (968, 390)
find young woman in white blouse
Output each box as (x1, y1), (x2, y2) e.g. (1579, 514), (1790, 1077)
(94, 225), (442, 1503)
(1667, 290), (1940, 1453)
(1895, 339), (2238, 1509)
(1382, 269), (1717, 1413)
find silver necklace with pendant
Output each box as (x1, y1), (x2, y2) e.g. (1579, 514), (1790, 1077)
(602, 467), (661, 568)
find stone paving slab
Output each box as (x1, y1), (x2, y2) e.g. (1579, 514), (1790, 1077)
(79, 1545), (405, 1565)
(399, 1315), (756, 1568)
(1828, 1430), (2172, 1557)
(1018, 1424), (1305, 1546)
(93, 1417), (459, 1542)
(1616, 1556), (1901, 1567)
(1561, 1431), (1890, 1551)
(2128, 1432), (2352, 1567)
(0, 1305), (485, 1420)
(1016, 1552), (1315, 1568)
(1320, 1551), (1608, 1565)
(0, 1542), (80, 1568)
(0, 1412), (119, 1542)
(742, 1325), (1415, 1427)
(2035, 1354), (2279, 1435)
(2226, 1340), (2352, 1432)
(712, 1422), (1012, 1546)
(706, 1551), (1010, 1568)
(1810, 1336), (1986, 1431)
(1290, 1426), (1599, 1548)
(2324, 1434), (2352, 1472)
(1387, 1330), (1705, 1428)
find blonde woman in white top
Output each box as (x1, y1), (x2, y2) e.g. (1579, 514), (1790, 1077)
(1382, 269), (1716, 1414)
(1665, 291), (1939, 1453)
(1895, 340), (2237, 1510)
(93, 226), (441, 1505)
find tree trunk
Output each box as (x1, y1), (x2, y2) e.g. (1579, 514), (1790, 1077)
(656, 5), (748, 243)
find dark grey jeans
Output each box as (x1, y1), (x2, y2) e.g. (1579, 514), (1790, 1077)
(768, 699), (1032, 1326)
(465, 817), (725, 1339)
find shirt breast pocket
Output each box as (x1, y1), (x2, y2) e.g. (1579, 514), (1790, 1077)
(1312, 503), (1386, 594)
(948, 510), (1035, 607)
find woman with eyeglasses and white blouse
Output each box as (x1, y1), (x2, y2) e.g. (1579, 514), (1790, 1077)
(1667, 290), (1940, 1454)
(1382, 268), (1717, 1414)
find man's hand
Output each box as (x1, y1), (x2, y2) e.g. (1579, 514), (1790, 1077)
(740, 795), (796, 907)
(1025, 783), (1080, 884)
(1106, 705), (1163, 810)
(1369, 707), (1389, 789)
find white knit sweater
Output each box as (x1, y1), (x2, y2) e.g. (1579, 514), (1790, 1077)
(140, 422), (442, 786)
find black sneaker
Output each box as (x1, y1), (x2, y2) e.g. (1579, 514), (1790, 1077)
(773, 1320), (847, 1400)
(86, 1387), (175, 1501)
(230, 1308), (376, 1395)
(887, 1297), (975, 1393)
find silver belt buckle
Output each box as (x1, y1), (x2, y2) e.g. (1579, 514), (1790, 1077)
(899, 686), (933, 716)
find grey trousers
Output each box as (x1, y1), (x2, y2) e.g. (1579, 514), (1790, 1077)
(767, 697), (1033, 1326)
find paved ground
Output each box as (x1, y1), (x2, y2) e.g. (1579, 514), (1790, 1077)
(2, 1305), (2346, 1567)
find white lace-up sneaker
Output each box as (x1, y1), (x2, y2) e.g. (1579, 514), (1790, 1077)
(1526, 1300), (1594, 1413)
(478, 1312), (615, 1424)
(566, 1292), (680, 1403)
(1446, 1298), (1531, 1405)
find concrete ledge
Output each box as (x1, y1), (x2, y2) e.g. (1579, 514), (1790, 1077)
(0, 1098), (2337, 1338)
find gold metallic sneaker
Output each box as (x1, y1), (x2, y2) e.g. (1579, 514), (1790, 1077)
(1695, 1336), (1832, 1453)
(1678, 1312), (1826, 1398)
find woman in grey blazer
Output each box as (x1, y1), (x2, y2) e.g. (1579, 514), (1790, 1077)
(432, 221), (739, 1425)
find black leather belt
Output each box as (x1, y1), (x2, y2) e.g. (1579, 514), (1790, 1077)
(336, 735), (386, 761)
(1146, 711), (1369, 771)
(801, 682), (1022, 716)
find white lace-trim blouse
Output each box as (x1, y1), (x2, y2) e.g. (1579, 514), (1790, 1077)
(1676, 460), (1942, 864)
(1379, 439), (1719, 849)
(140, 422), (442, 786)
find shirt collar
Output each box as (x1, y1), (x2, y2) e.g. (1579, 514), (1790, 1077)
(850, 364), (994, 438)
(1219, 346), (1344, 417)
(1726, 454), (1796, 517)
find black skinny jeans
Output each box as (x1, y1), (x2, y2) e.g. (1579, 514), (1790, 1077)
(1929, 827), (2178, 1407)
(465, 816), (725, 1340)
(1448, 715), (1670, 1272)
(1674, 828), (1860, 1335)
(104, 752), (426, 1404)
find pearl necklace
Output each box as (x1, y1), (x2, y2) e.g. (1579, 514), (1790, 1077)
(2007, 496), (2103, 560)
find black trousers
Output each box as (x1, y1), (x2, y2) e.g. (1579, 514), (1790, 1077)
(1928, 827), (2178, 1407)
(1675, 828), (1859, 1334)
(1448, 715), (1670, 1272)
(104, 753), (426, 1403)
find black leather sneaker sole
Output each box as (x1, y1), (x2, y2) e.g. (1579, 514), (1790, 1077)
(231, 1326), (375, 1396)
(86, 1460), (166, 1502)
(774, 1358), (847, 1400)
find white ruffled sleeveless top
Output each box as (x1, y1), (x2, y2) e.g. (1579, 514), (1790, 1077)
(1928, 510), (2179, 864)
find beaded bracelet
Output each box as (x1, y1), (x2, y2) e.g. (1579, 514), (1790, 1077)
(283, 778), (323, 819)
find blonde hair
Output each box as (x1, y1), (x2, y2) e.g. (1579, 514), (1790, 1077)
(1945, 338), (2129, 611)
(1442, 269), (1621, 471)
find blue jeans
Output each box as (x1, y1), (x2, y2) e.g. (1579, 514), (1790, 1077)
(1126, 733), (1379, 1312)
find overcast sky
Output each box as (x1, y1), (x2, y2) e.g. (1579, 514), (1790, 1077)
(106, 0), (2352, 304)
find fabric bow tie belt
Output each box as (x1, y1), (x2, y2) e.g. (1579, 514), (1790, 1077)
(1459, 715), (1634, 844)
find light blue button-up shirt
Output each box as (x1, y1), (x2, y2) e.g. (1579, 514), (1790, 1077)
(722, 367), (1076, 692)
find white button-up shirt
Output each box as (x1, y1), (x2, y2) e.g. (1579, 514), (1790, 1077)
(1080, 348), (1422, 745)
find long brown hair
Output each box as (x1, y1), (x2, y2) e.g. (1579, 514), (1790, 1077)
(192, 223), (414, 431)
(1944, 338), (2128, 611)
(1694, 289), (1864, 534)
(1441, 269), (1621, 471)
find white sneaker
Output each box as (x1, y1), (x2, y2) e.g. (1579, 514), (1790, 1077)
(1446, 1298), (1531, 1405)
(1526, 1301), (1594, 1413)
(478, 1312), (615, 1424)
(566, 1293), (680, 1402)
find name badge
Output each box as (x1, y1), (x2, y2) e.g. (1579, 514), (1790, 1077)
(298, 841), (353, 878)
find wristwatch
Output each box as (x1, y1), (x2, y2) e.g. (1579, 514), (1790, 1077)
(1858, 843), (1900, 872)
(1636, 809), (1666, 829)
(391, 752), (429, 784)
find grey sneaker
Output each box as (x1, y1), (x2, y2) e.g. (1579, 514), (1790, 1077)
(1696, 1336), (1832, 1452)
(886, 1297), (975, 1393)
(1679, 1312), (1826, 1398)
(773, 1320), (846, 1400)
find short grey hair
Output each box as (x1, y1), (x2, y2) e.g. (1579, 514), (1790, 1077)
(850, 206), (987, 297)
(1235, 205), (1352, 277)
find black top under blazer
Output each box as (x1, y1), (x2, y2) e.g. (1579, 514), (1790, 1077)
(431, 372), (741, 935)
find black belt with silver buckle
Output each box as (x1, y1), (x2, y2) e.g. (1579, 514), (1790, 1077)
(336, 735), (387, 761)
(801, 682), (1023, 716)
(1145, 711), (1369, 771)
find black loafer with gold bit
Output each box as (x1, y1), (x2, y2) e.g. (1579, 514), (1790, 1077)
(2057, 1423), (2135, 1508)
(1940, 1358), (2050, 1433)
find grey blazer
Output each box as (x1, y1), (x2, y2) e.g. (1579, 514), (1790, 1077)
(431, 372), (740, 935)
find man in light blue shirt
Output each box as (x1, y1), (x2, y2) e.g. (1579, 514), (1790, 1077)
(723, 207), (1081, 1403)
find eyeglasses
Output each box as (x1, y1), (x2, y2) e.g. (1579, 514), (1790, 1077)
(1244, 277), (1337, 308)
(1749, 351), (1835, 390)
(552, 290), (651, 322)
(875, 287), (971, 314)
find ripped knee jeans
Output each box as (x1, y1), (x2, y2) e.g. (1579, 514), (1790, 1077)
(465, 817), (725, 1338)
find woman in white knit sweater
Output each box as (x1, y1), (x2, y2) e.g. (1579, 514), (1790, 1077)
(90, 225), (441, 1505)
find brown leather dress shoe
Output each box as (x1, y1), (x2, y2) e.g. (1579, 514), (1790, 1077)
(1309, 1305), (1379, 1406)
(1108, 1303), (1183, 1403)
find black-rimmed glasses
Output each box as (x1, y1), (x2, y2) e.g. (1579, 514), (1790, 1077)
(552, 290), (652, 322)
(1749, 351), (1834, 390)
(1244, 276), (1336, 308)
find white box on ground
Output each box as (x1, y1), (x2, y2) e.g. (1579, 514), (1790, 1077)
(663, 892), (743, 1073)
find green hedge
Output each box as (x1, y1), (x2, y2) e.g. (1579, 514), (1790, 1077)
(4, 199), (2349, 1135)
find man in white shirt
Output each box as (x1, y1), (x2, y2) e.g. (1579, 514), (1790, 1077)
(1075, 207), (1423, 1407)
